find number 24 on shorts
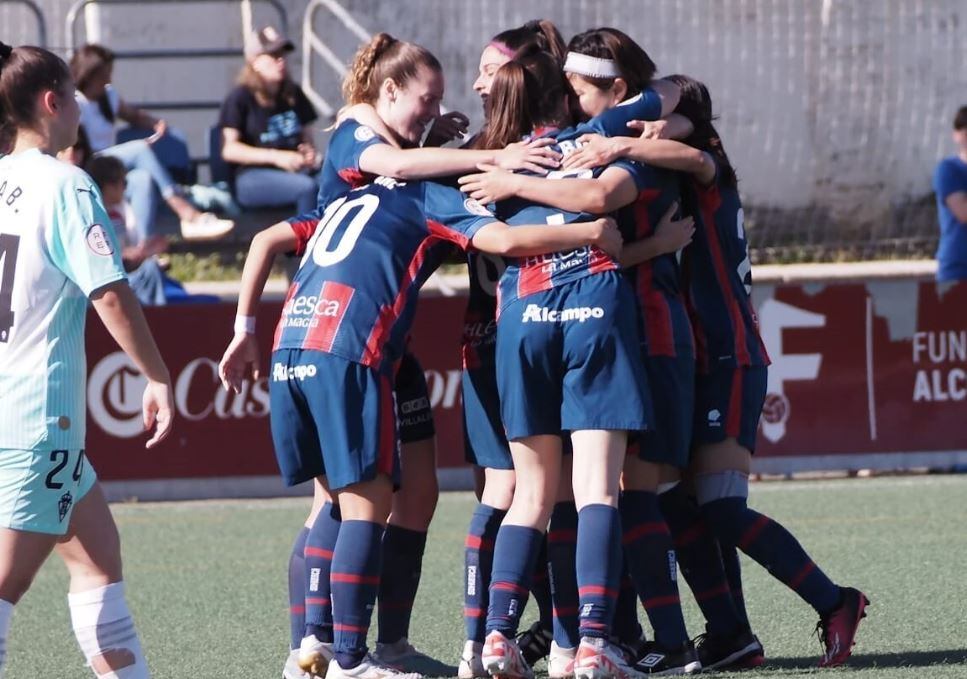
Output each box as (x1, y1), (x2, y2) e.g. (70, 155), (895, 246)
(45, 449), (85, 490)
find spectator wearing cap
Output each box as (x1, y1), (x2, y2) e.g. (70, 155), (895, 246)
(71, 44), (235, 241)
(219, 26), (321, 215)
(934, 105), (967, 282)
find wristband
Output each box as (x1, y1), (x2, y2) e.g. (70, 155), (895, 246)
(234, 315), (256, 335)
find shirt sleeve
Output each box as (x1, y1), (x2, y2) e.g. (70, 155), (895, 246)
(294, 88), (319, 126)
(423, 182), (497, 249)
(47, 170), (127, 296)
(580, 86), (663, 138)
(331, 120), (389, 176)
(934, 159), (965, 202)
(218, 87), (247, 131)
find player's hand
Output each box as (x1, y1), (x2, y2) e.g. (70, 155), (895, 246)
(145, 119), (168, 145)
(495, 138), (561, 174)
(298, 143), (321, 170)
(142, 379), (174, 449)
(589, 216), (623, 260)
(653, 202), (695, 254)
(457, 163), (518, 204)
(423, 111), (470, 147)
(274, 150), (308, 173)
(627, 119), (668, 140)
(219, 332), (261, 394)
(561, 134), (622, 170)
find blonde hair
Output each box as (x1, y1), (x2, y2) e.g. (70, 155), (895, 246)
(342, 32), (441, 105)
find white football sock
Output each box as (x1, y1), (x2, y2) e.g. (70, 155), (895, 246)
(0, 598), (13, 678)
(69, 582), (149, 679)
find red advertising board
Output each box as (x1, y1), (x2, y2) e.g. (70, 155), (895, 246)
(84, 280), (967, 485)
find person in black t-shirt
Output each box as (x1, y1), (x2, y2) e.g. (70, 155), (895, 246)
(219, 26), (321, 214)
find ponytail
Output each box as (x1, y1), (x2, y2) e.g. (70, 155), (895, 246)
(341, 32), (441, 106)
(491, 19), (566, 65)
(474, 61), (534, 151)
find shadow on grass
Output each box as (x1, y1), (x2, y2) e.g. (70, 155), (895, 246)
(766, 649), (967, 671)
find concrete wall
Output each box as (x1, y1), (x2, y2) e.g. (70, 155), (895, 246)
(3, 0), (966, 258)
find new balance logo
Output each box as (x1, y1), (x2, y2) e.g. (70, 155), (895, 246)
(581, 603), (594, 617)
(466, 566), (477, 596)
(309, 568), (321, 592)
(521, 304), (605, 323)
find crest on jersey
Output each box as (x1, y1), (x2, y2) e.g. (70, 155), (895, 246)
(58, 491), (73, 522)
(85, 224), (115, 256)
(354, 125), (377, 142)
(463, 198), (493, 217)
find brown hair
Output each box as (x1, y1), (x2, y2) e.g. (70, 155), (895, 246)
(86, 154), (126, 189)
(665, 73), (738, 188)
(237, 62), (300, 109)
(0, 43), (72, 142)
(474, 47), (572, 151)
(566, 27), (655, 98)
(954, 106), (967, 131)
(491, 19), (566, 65)
(342, 32), (441, 105)
(69, 44), (117, 122)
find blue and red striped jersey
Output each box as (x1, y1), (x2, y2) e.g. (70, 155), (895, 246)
(277, 177), (496, 368)
(460, 93), (661, 363)
(612, 161), (694, 357)
(681, 164), (770, 371)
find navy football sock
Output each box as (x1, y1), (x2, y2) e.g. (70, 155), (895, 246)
(720, 543), (750, 627)
(548, 501), (580, 648)
(288, 527), (309, 650)
(612, 572), (644, 647)
(620, 491), (689, 649)
(658, 484), (742, 636)
(576, 504), (622, 639)
(305, 503), (341, 643)
(331, 520), (383, 669)
(701, 497), (840, 615)
(377, 525), (427, 644)
(531, 536), (553, 631)
(486, 525), (544, 636)
(464, 505), (505, 643)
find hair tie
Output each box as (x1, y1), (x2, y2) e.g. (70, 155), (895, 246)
(563, 51), (619, 79)
(0, 43), (13, 67)
(488, 40), (516, 58)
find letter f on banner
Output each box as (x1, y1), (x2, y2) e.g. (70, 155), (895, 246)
(757, 298), (825, 443)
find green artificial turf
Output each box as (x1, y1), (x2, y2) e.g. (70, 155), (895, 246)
(7, 475), (967, 678)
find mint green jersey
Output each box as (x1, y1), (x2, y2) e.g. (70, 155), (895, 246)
(0, 149), (127, 449)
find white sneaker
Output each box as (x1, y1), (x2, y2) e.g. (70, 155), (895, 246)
(284, 648), (310, 678)
(298, 635), (335, 677)
(372, 638), (436, 673)
(458, 640), (486, 679)
(547, 641), (576, 679)
(179, 212), (234, 240)
(482, 630), (534, 679)
(574, 637), (642, 679)
(325, 653), (424, 679)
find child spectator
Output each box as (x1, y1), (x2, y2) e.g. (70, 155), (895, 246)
(219, 26), (320, 215)
(72, 44), (235, 241)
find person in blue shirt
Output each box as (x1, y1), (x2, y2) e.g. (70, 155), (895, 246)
(933, 106), (967, 282)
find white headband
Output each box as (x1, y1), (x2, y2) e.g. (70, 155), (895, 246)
(563, 52), (620, 79)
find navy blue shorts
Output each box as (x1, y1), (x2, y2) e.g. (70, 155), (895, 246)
(692, 365), (767, 453)
(630, 354), (695, 468)
(496, 272), (652, 439)
(269, 349), (399, 490)
(395, 352), (435, 445)
(462, 354), (513, 470)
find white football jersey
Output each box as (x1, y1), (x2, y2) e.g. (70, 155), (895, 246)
(0, 148), (126, 449)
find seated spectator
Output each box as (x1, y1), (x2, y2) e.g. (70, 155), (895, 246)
(219, 26), (320, 215)
(87, 156), (217, 306)
(71, 44), (234, 241)
(934, 105), (967, 282)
